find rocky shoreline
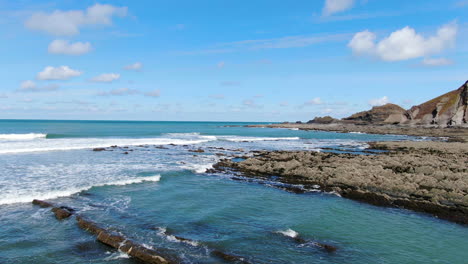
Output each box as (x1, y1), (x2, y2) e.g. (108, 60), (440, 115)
(209, 140), (468, 225)
(246, 123), (468, 142)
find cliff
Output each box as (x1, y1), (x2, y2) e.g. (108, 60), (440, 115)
(404, 81), (468, 126)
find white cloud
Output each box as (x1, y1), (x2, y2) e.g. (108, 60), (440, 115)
(37, 66), (82, 80)
(25, 3), (128, 36)
(144, 89), (161, 97)
(421, 57), (453, 67)
(124, 62), (143, 71)
(323, 0), (355, 16)
(369, 96), (390, 106)
(18, 80), (59, 92)
(305, 97), (323, 105)
(48, 39), (92, 55)
(20, 80), (36, 90)
(90, 73), (120, 83)
(98, 88), (139, 96)
(348, 22), (458, 62)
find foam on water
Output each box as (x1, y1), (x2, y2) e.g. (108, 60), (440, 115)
(217, 136), (300, 142)
(0, 133), (47, 140)
(277, 228), (299, 238)
(0, 137), (214, 154)
(0, 175), (161, 205)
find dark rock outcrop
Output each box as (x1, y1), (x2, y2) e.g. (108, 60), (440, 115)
(211, 250), (251, 264)
(189, 149), (205, 153)
(93, 148), (106, 151)
(32, 199), (74, 220)
(76, 216), (174, 264)
(51, 207), (73, 220)
(307, 116), (338, 124)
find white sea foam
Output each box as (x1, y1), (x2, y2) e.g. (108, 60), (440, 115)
(0, 137), (212, 154)
(0, 133), (47, 140)
(0, 175), (161, 205)
(218, 136), (300, 142)
(104, 251), (130, 260)
(277, 228), (299, 238)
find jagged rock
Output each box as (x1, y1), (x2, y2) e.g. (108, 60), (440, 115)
(51, 207), (73, 220)
(404, 81), (468, 126)
(76, 216), (173, 264)
(307, 116), (338, 124)
(32, 200), (74, 220)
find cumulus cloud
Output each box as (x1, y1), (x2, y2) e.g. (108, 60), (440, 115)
(348, 22), (458, 62)
(98, 88), (139, 96)
(124, 62), (143, 71)
(369, 96), (390, 106)
(48, 39), (92, 55)
(37, 66), (82, 80)
(25, 3), (128, 36)
(144, 89), (161, 97)
(421, 57), (453, 67)
(90, 73), (120, 83)
(305, 97), (323, 105)
(323, 0), (355, 16)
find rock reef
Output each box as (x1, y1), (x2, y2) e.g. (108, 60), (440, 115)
(210, 141), (468, 225)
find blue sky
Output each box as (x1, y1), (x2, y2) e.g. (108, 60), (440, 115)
(0, 0), (467, 121)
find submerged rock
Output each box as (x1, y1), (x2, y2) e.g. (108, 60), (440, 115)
(211, 250), (251, 264)
(32, 199), (53, 208)
(76, 216), (174, 264)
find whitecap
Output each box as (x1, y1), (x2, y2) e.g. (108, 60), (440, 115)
(0, 133), (47, 140)
(276, 228), (299, 238)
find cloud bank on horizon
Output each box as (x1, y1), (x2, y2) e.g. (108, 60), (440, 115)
(0, 0), (466, 121)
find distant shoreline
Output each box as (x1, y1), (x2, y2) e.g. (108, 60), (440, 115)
(246, 123), (468, 142)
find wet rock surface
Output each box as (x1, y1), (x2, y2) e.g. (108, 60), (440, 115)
(76, 216), (176, 264)
(210, 141), (468, 225)
(32, 199), (74, 220)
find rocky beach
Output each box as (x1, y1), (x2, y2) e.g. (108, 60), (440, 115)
(210, 140), (468, 225)
(213, 82), (468, 225)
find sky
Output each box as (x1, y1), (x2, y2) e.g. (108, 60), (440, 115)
(0, 0), (467, 122)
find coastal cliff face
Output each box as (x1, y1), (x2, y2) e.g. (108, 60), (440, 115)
(404, 81), (468, 127)
(340, 81), (468, 127)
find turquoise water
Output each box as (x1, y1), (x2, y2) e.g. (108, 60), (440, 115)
(0, 120), (466, 263)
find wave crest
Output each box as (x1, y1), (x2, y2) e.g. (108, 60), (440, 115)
(0, 133), (47, 140)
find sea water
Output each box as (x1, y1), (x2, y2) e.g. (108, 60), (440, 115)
(0, 120), (466, 263)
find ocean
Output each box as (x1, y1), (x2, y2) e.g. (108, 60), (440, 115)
(0, 119), (466, 263)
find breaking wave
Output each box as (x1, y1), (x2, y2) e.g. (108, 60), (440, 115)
(0, 175), (161, 205)
(0, 133), (47, 140)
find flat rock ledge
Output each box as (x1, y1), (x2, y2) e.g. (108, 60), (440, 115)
(209, 141), (468, 225)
